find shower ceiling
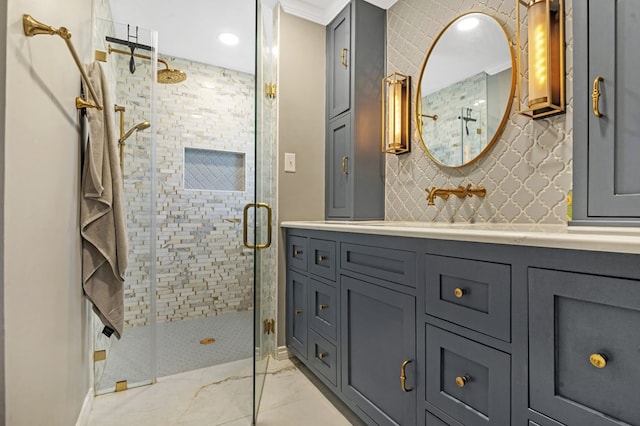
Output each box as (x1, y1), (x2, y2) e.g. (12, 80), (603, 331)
(109, 0), (398, 75)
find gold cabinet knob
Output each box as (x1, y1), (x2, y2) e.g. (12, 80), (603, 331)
(455, 375), (470, 388)
(319, 304), (328, 310)
(318, 255), (327, 262)
(318, 352), (328, 360)
(294, 249), (303, 256)
(454, 288), (466, 298)
(590, 353), (608, 369)
(295, 309), (303, 315)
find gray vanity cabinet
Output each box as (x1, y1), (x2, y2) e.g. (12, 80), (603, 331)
(325, 0), (385, 220)
(573, 0), (640, 225)
(286, 269), (308, 360)
(341, 275), (416, 426)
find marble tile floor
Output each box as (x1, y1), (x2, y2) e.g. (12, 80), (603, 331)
(85, 357), (361, 425)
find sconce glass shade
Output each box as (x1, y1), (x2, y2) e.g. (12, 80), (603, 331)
(382, 72), (410, 154)
(516, 0), (565, 119)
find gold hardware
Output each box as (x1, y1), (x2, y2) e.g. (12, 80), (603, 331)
(455, 375), (470, 388)
(592, 76), (603, 118)
(319, 304), (328, 310)
(75, 97), (99, 110)
(341, 156), (349, 175)
(454, 288), (466, 298)
(426, 184), (487, 206)
(243, 203), (273, 249)
(318, 352), (328, 360)
(295, 309), (303, 315)
(318, 255), (327, 262)
(421, 113), (438, 121)
(95, 50), (107, 62)
(107, 45), (186, 84)
(23, 14), (103, 110)
(400, 359), (413, 392)
(341, 48), (349, 68)
(115, 380), (128, 392)
(382, 72), (411, 155)
(200, 337), (215, 345)
(94, 350), (106, 362)
(589, 353), (607, 369)
(264, 319), (275, 335)
(265, 83), (277, 99)
(114, 104), (150, 173)
(294, 249), (303, 256)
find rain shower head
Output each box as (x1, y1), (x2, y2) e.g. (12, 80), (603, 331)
(120, 121), (150, 143)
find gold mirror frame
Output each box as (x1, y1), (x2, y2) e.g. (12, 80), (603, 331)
(416, 12), (516, 168)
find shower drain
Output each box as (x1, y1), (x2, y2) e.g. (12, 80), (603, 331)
(200, 337), (216, 345)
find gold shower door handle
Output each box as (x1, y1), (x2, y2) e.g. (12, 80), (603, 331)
(341, 156), (349, 175)
(400, 359), (413, 392)
(341, 48), (349, 68)
(243, 202), (273, 250)
(592, 76), (604, 117)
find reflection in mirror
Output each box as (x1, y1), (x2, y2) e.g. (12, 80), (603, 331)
(417, 13), (515, 167)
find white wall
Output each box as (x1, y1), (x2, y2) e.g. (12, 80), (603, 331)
(276, 9), (326, 347)
(3, 0), (91, 424)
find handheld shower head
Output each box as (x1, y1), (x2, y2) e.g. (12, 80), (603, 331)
(120, 121), (150, 143)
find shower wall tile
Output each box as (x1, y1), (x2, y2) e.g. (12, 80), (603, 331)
(116, 54), (256, 326)
(386, 0), (573, 224)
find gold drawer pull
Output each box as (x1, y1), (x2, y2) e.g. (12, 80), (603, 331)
(455, 375), (471, 388)
(454, 288), (466, 298)
(318, 352), (328, 360)
(400, 359), (413, 392)
(592, 76), (604, 118)
(341, 48), (348, 68)
(590, 353), (608, 369)
(294, 249), (303, 256)
(318, 255), (327, 262)
(319, 304), (328, 310)
(295, 309), (303, 315)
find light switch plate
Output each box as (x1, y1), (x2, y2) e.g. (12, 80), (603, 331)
(284, 152), (296, 173)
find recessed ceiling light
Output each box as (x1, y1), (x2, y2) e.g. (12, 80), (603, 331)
(456, 17), (479, 32)
(219, 32), (239, 46)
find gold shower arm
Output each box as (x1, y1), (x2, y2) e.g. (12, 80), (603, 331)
(22, 14), (103, 110)
(107, 45), (170, 70)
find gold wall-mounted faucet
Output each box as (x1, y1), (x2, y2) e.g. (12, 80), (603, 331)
(426, 184), (487, 206)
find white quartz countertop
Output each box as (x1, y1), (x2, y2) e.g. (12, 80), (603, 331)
(280, 221), (640, 255)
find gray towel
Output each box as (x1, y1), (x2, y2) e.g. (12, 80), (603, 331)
(81, 61), (128, 339)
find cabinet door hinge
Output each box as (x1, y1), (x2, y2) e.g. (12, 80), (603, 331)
(264, 318), (276, 335)
(265, 83), (277, 99)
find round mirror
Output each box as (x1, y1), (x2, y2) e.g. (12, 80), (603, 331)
(416, 13), (515, 168)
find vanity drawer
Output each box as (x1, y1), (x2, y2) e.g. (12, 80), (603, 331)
(309, 278), (337, 341)
(425, 254), (511, 342)
(426, 324), (510, 426)
(309, 330), (338, 388)
(341, 242), (416, 288)
(287, 235), (307, 272)
(529, 268), (640, 426)
(309, 238), (336, 281)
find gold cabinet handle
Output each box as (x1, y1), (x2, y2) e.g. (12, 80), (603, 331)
(455, 375), (471, 388)
(589, 353), (608, 369)
(319, 304), (328, 310)
(592, 76), (604, 118)
(341, 48), (348, 68)
(454, 288), (466, 298)
(341, 156), (349, 175)
(318, 352), (328, 360)
(295, 309), (303, 315)
(400, 359), (413, 392)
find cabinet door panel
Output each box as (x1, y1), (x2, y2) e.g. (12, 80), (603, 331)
(327, 115), (352, 218)
(529, 268), (640, 425)
(588, 0), (640, 217)
(286, 270), (308, 359)
(341, 275), (416, 426)
(327, 4), (351, 119)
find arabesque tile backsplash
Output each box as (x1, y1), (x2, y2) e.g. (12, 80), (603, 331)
(385, 0), (573, 224)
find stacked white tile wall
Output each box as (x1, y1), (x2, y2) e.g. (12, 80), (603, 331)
(386, 0), (573, 223)
(115, 55), (255, 326)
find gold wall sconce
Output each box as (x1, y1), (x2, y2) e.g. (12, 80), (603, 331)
(382, 72), (410, 154)
(516, 0), (565, 119)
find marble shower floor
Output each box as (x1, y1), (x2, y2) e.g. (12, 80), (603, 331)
(85, 357), (360, 425)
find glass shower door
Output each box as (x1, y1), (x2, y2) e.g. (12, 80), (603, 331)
(254, 0), (278, 422)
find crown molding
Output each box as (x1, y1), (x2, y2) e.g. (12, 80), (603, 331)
(280, 0), (398, 26)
